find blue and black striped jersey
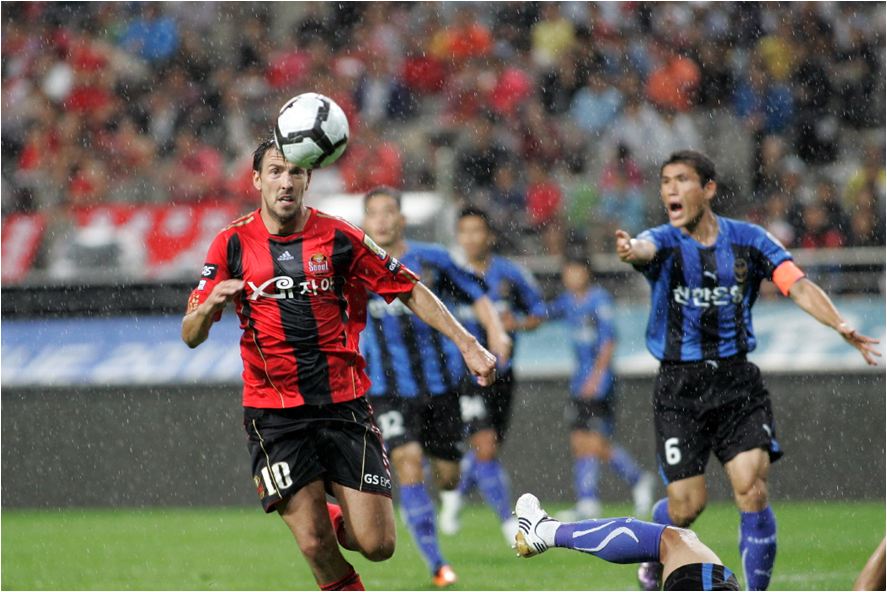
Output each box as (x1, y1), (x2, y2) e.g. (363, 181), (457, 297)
(452, 255), (548, 373)
(361, 240), (487, 398)
(635, 216), (795, 362)
(548, 285), (616, 397)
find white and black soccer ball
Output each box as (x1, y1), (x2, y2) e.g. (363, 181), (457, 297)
(274, 93), (349, 169)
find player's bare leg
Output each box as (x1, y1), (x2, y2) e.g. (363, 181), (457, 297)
(277, 478), (354, 587)
(659, 526), (723, 582)
(429, 457), (460, 491)
(329, 481), (396, 562)
(726, 448), (776, 591)
(664, 474), (708, 527)
(725, 448), (770, 512)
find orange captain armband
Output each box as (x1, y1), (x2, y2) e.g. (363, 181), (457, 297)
(772, 260), (806, 295)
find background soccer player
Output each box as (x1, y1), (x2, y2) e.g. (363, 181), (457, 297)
(615, 150), (881, 591)
(438, 207), (548, 544)
(547, 257), (655, 522)
(514, 492), (740, 591)
(181, 143), (498, 591)
(360, 187), (512, 587)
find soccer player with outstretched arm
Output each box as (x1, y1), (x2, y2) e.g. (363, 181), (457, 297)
(615, 150), (881, 591)
(181, 141), (497, 591)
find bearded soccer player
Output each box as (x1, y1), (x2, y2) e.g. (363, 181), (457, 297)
(615, 150), (881, 591)
(181, 140), (498, 591)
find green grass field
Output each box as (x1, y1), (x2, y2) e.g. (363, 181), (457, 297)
(2, 500), (882, 591)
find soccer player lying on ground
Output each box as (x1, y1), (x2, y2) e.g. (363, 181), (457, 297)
(615, 149), (881, 591)
(181, 141), (498, 591)
(514, 493), (740, 591)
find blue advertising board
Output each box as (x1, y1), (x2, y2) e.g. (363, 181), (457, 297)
(2, 298), (884, 386)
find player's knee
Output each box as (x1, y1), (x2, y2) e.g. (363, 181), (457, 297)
(670, 499), (705, 527)
(733, 479), (769, 511)
(360, 532), (396, 562)
(296, 532), (338, 564)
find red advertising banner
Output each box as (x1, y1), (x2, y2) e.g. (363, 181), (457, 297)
(1, 213), (47, 283)
(2, 203), (243, 283)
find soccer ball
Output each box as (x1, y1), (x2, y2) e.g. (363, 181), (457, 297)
(274, 93), (349, 169)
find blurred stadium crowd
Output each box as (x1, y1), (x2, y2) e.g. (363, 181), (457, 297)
(1, 1), (884, 272)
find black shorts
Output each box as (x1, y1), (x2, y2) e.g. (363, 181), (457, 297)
(653, 355), (783, 484)
(664, 563), (740, 591)
(370, 391), (463, 462)
(244, 397), (392, 513)
(565, 393), (616, 435)
(460, 369), (514, 442)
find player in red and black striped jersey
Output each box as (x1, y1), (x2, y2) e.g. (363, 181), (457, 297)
(182, 140), (497, 591)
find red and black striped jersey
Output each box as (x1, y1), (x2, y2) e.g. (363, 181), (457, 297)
(187, 207), (419, 408)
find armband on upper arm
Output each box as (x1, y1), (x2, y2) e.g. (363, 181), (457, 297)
(773, 260), (806, 296)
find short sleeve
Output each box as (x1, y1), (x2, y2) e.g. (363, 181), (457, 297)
(186, 231), (233, 318)
(751, 226), (795, 280)
(351, 232), (419, 303)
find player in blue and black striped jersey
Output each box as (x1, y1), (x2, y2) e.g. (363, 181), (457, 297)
(438, 207), (548, 545)
(360, 187), (511, 588)
(616, 150), (881, 591)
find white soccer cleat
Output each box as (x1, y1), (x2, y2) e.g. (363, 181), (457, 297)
(514, 493), (557, 558)
(439, 490), (462, 536)
(633, 472), (656, 518)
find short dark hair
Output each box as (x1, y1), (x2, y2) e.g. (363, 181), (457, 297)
(661, 150), (717, 187)
(252, 138), (276, 172)
(458, 206), (493, 231)
(364, 186), (402, 210)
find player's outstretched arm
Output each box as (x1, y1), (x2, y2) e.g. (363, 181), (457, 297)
(399, 282), (498, 386)
(181, 279), (245, 348)
(615, 230), (657, 264)
(788, 277), (881, 365)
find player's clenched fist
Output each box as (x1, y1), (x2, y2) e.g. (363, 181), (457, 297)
(205, 279), (245, 314)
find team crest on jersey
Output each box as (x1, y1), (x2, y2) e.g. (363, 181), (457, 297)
(308, 253), (330, 275)
(733, 258), (748, 284)
(362, 234), (388, 260)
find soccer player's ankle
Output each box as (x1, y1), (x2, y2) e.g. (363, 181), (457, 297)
(534, 518), (560, 548)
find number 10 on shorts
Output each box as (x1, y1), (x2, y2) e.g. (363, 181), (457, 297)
(257, 461), (293, 496)
(665, 437), (682, 465)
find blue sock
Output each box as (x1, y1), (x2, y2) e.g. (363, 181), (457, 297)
(554, 517), (666, 564)
(740, 506), (777, 591)
(400, 484), (446, 574)
(574, 456), (601, 502)
(651, 498), (675, 526)
(476, 458), (513, 522)
(609, 445), (643, 484)
(457, 450), (477, 496)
